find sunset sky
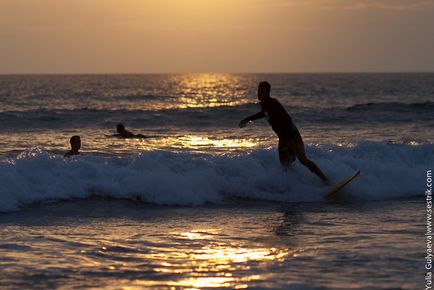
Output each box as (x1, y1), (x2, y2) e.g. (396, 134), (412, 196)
(1, 0), (433, 73)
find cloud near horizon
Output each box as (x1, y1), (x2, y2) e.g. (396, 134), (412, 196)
(267, 0), (434, 10)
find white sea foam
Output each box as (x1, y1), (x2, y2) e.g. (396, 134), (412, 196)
(0, 141), (432, 212)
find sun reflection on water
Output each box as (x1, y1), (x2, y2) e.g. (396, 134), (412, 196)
(133, 135), (260, 154)
(173, 136), (258, 151)
(130, 229), (289, 289)
(173, 74), (251, 109)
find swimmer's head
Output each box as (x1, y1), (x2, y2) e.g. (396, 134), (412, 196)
(70, 135), (81, 151)
(117, 123), (125, 133)
(257, 81), (271, 101)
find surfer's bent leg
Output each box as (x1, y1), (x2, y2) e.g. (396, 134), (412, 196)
(291, 133), (329, 184)
(278, 138), (296, 168)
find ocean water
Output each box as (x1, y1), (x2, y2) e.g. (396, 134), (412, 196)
(0, 73), (433, 289)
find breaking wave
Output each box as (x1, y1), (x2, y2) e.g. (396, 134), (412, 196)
(0, 141), (432, 212)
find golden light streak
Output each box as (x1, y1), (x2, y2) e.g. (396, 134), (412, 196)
(134, 229), (290, 289)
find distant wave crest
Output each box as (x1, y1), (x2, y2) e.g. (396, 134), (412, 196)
(347, 101), (434, 112)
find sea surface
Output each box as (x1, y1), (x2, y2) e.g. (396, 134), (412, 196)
(0, 73), (433, 289)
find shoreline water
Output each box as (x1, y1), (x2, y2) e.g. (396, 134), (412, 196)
(0, 198), (424, 289)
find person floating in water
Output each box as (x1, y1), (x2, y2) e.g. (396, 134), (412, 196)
(239, 81), (329, 185)
(107, 123), (148, 139)
(64, 135), (81, 158)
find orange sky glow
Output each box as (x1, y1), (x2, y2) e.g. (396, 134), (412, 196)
(0, 0), (433, 73)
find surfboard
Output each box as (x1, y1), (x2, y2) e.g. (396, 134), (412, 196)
(324, 170), (360, 197)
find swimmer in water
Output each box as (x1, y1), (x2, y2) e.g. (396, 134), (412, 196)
(107, 123), (148, 139)
(64, 135), (81, 158)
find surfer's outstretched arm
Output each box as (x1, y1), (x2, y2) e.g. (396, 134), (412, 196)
(239, 111), (265, 128)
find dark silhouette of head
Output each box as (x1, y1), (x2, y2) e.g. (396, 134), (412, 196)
(70, 135), (81, 152)
(258, 81), (271, 101)
(117, 123), (126, 133)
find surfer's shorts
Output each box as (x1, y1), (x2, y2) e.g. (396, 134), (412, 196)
(278, 130), (304, 158)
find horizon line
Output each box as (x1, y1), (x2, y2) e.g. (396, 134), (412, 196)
(1, 70), (434, 76)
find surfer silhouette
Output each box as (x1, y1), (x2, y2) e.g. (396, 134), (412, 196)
(239, 81), (329, 185)
(64, 135), (81, 158)
(107, 124), (147, 139)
